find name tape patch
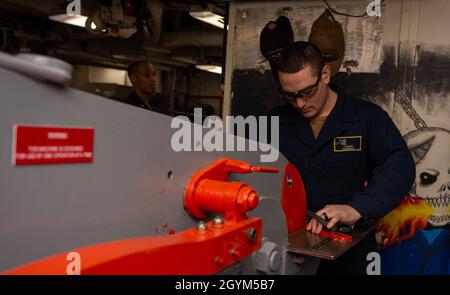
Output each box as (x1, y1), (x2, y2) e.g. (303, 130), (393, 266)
(333, 136), (362, 152)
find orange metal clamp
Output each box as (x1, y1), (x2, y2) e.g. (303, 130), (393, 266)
(319, 230), (353, 244)
(184, 158), (279, 222)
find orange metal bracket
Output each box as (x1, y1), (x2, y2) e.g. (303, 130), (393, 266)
(4, 217), (261, 275)
(281, 163), (307, 233)
(280, 163), (351, 243)
(4, 158), (277, 275)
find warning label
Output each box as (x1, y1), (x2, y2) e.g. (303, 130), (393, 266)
(13, 125), (94, 166)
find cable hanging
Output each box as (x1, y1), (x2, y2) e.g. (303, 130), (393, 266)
(323, 0), (385, 18)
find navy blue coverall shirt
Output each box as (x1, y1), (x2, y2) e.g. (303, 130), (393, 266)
(270, 90), (415, 226)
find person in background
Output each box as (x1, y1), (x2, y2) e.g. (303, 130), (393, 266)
(127, 60), (169, 115)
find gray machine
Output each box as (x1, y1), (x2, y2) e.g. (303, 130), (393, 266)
(0, 52), (320, 274)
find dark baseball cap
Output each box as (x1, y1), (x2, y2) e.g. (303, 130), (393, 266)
(260, 16), (294, 80)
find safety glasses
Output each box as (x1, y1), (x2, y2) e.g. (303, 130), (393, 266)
(279, 70), (322, 100)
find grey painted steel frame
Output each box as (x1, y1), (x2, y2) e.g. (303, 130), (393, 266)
(0, 63), (317, 273)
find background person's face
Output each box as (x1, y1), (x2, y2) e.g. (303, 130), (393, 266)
(279, 65), (328, 119)
(132, 63), (156, 96)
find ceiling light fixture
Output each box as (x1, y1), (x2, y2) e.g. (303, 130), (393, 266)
(189, 11), (224, 29)
(49, 14), (96, 30)
(195, 65), (222, 75)
(189, 4), (226, 30)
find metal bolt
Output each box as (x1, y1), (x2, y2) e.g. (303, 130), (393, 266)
(230, 249), (241, 258)
(213, 216), (224, 226)
(215, 256), (224, 265)
(268, 249), (281, 272)
(286, 173), (293, 188)
(247, 228), (257, 242)
(255, 240), (280, 274)
(197, 221), (207, 232)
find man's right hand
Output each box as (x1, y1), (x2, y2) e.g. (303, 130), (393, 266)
(306, 204), (362, 234)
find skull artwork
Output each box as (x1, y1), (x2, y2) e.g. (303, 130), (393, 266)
(404, 127), (450, 227)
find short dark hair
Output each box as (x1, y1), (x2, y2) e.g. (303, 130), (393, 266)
(278, 41), (325, 77)
(127, 60), (150, 77)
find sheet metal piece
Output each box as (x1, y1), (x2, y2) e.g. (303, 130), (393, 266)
(287, 225), (376, 260)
